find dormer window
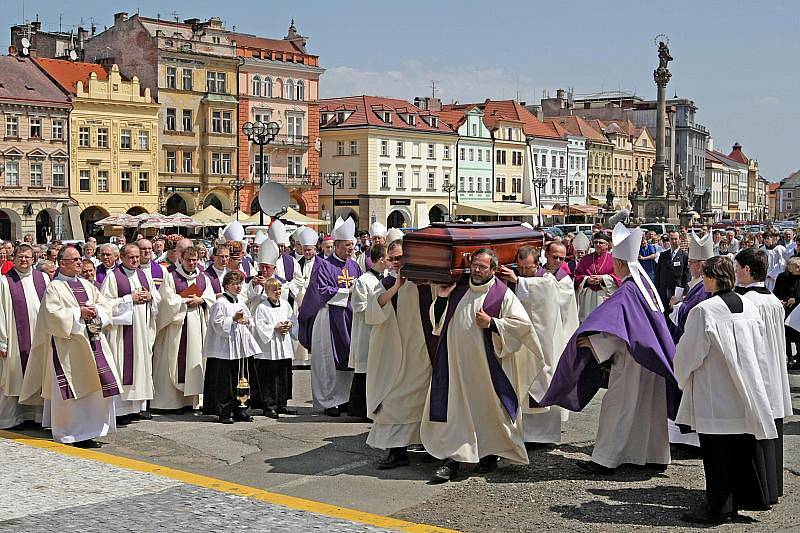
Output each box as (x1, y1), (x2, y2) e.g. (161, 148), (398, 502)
(381, 111), (392, 123)
(430, 117), (438, 128)
(405, 114), (416, 126)
(337, 112), (346, 123)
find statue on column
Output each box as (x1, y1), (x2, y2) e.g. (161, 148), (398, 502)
(657, 41), (673, 71)
(605, 187), (615, 210)
(636, 173), (644, 195)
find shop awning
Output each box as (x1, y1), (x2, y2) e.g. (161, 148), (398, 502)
(454, 201), (540, 217)
(65, 205), (84, 241)
(191, 205), (230, 226)
(282, 207), (329, 226)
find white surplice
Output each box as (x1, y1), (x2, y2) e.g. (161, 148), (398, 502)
(253, 297), (297, 360)
(365, 281), (433, 449)
(587, 332), (670, 468)
(674, 295), (778, 440)
(515, 271), (578, 443)
(102, 266), (160, 416)
(420, 278), (542, 465)
(0, 269), (47, 428)
(349, 271), (383, 374)
(204, 293), (260, 361)
(576, 276), (617, 322)
(762, 244), (786, 291)
(292, 256), (315, 365)
(151, 267), (215, 410)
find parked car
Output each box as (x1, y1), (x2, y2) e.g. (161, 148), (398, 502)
(540, 226), (565, 239)
(639, 223), (679, 236)
(556, 224), (593, 235)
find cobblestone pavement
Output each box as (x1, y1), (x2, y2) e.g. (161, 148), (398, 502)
(0, 440), (413, 533)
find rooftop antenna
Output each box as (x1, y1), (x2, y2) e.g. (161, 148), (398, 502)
(430, 79), (438, 101)
(172, 11), (180, 24)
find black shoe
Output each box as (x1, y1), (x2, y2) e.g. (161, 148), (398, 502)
(276, 406), (297, 415)
(476, 455), (499, 474)
(135, 411), (153, 420)
(218, 416), (234, 424)
(115, 416), (130, 427)
(642, 463), (668, 472)
(324, 407), (340, 417)
(233, 411), (254, 422)
(576, 460), (615, 475)
(525, 442), (554, 451)
(263, 409), (279, 419)
(73, 439), (102, 449)
(377, 449), (410, 470)
(680, 505), (737, 525)
(432, 459), (460, 483)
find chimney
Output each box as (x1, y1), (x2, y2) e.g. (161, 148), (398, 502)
(707, 137), (714, 152)
(114, 12), (128, 25)
(78, 27), (89, 48)
(91, 23), (97, 36)
(732, 142), (742, 153)
(31, 20), (42, 32)
(207, 17), (224, 29)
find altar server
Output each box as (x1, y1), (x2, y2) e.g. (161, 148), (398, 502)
(421, 248), (542, 482)
(675, 256), (778, 524)
(499, 242), (578, 445)
(152, 246), (215, 411)
(573, 232), (619, 321)
(733, 247), (792, 505)
(348, 244), (391, 420)
(298, 217), (362, 417)
(540, 223), (680, 475)
(101, 244), (159, 422)
(202, 270), (260, 424)
(0, 244), (47, 428)
(21, 245), (122, 448)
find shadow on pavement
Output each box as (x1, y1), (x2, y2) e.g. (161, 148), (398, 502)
(784, 420), (800, 435)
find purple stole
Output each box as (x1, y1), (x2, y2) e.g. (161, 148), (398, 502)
(150, 261), (164, 289)
(93, 280), (103, 289)
(96, 262), (116, 284)
(112, 267), (150, 386)
(429, 280), (518, 422)
(379, 276), (438, 364)
(535, 263), (571, 282)
(240, 260), (253, 281)
(171, 270), (207, 384)
(5, 269), (47, 373)
(380, 275), (397, 311)
(277, 255), (296, 306)
(205, 267), (223, 297)
(53, 278), (121, 400)
(364, 254), (374, 272)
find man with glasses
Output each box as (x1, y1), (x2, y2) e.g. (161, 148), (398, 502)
(96, 243), (120, 285)
(205, 244), (230, 299)
(573, 232), (620, 322)
(499, 243), (577, 447)
(0, 244), (48, 428)
(365, 239), (435, 470)
(136, 238), (164, 290)
(20, 244), (122, 448)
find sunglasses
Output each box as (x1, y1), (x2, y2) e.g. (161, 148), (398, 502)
(389, 255), (403, 261)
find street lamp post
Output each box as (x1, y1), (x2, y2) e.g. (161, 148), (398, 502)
(324, 172), (344, 222)
(533, 175), (547, 227)
(242, 120), (280, 226)
(442, 180), (456, 222)
(229, 178), (246, 220)
(565, 185), (575, 224)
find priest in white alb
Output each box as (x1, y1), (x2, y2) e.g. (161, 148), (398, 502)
(101, 243), (159, 422)
(152, 245), (215, 411)
(0, 244), (48, 428)
(291, 227), (319, 366)
(572, 232), (620, 322)
(421, 249), (542, 482)
(21, 245), (122, 448)
(498, 242), (577, 445)
(268, 219), (303, 307)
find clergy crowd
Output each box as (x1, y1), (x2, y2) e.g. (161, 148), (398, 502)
(0, 214), (795, 525)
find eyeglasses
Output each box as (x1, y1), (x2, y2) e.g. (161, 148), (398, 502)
(61, 257), (82, 263)
(389, 255), (403, 261)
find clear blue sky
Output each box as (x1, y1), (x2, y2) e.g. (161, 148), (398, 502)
(5, 0), (798, 181)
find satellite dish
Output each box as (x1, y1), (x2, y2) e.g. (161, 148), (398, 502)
(20, 47), (29, 57)
(258, 182), (291, 217)
(69, 50), (78, 61)
(20, 37), (31, 49)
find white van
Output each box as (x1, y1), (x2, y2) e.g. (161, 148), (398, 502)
(556, 224), (593, 235)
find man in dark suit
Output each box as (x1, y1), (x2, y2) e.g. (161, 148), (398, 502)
(655, 230), (688, 311)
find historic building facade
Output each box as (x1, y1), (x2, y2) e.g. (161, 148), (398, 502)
(548, 116), (612, 205)
(37, 59), (160, 239)
(439, 105), (493, 202)
(319, 96), (457, 228)
(0, 56), (71, 242)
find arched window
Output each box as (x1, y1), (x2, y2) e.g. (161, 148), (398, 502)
(285, 79), (294, 100)
(264, 77), (272, 97)
(252, 75), (261, 96)
(295, 80), (305, 101)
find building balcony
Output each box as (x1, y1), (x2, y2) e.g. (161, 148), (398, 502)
(268, 135), (309, 150)
(256, 172), (319, 189)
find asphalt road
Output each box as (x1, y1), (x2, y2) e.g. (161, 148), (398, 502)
(11, 368), (800, 532)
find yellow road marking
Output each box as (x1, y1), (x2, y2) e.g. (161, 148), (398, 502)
(0, 430), (457, 533)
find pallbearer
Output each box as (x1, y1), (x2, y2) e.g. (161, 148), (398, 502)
(102, 244), (159, 422)
(421, 249), (542, 482)
(499, 243), (577, 446)
(0, 244), (47, 428)
(21, 245), (122, 448)
(573, 232), (619, 322)
(298, 217), (362, 417)
(203, 271), (260, 424)
(152, 246), (215, 411)
(365, 239), (434, 469)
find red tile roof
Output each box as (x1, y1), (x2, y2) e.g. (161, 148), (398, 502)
(446, 100), (562, 139)
(34, 58), (108, 95)
(228, 33), (303, 55)
(0, 56), (70, 105)
(706, 149), (742, 167)
(545, 115), (608, 142)
(320, 96), (456, 134)
(768, 182), (780, 193)
(727, 143), (749, 164)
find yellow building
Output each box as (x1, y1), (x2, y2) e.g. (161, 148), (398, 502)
(36, 59), (160, 238)
(631, 126), (656, 185)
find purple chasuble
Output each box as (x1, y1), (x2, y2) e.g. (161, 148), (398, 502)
(57, 278), (121, 399)
(668, 281), (711, 344)
(539, 278), (681, 419)
(297, 255), (362, 370)
(205, 267), (223, 297)
(171, 270), (207, 383)
(95, 262), (116, 284)
(276, 254), (296, 306)
(150, 261), (165, 289)
(112, 267), (150, 386)
(6, 269), (47, 373)
(429, 280), (518, 422)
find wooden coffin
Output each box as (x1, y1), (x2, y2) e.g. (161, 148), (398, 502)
(402, 222), (543, 283)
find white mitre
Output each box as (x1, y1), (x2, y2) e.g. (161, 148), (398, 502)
(332, 217), (356, 241)
(688, 232), (714, 261)
(268, 219), (289, 245)
(257, 239), (281, 266)
(369, 222), (387, 238)
(572, 231), (590, 252)
(222, 220), (245, 242)
(253, 230), (268, 246)
(297, 227), (319, 247)
(386, 228), (404, 243)
(612, 222), (663, 312)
